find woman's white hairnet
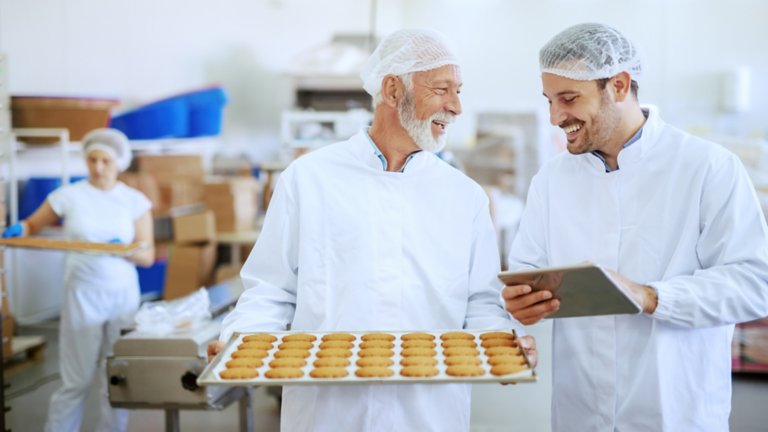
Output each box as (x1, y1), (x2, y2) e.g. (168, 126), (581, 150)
(360, 28), (460, 96)
(539, 23), (642, 82)
(82, 128), (132, 171)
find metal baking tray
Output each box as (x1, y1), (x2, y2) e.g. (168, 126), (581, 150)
(198, 329), (536, 386)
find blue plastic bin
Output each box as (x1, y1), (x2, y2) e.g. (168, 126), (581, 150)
(110, 98), (188, 140)
(186, 87), (227, 137)
(137, 259), (167, 297)
(19, 176), (86, 220)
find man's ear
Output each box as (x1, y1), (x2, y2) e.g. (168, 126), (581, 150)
(611, 71), (632, 102)
(380, 75), (401, 108)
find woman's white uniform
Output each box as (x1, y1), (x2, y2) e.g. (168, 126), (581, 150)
(221, 130), (515, 432)
(45, 180), (150, 432)
(509, 109), (768, 431)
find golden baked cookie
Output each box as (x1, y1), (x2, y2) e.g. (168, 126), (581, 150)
(226, 358), (264, 369)
(265, 367), (304, 379)
(274, 349), (311, 358)
(484, 346), (521, 357)
(441, 339), (477, 349)
(400, 366), (439, 377)
(444, 356), (482, 366)
(243, 333), (278, 343)
(321, 333), (356, 342)
(446, 365), (485, 377)
(220, 367), (259, 379)
(269, 358), (307, 368)
(355, 367), (394, 378)
(310, 367), (349, 379)
(490, 363), (527, 376)
(278, 341), (314, 350)
(231, 349), (269, 359)
(400, 357), (438, 367)
(361, 332), (396, 342)
(360, 340), (395, 350)
(401, 347), (437, 358)
(401, 332), (435, 341)
(316, 348), (353, 358)
(480, 338), (517, 349)
(356, 357), (394, 368)
(358, 348), (394, 358)
(443, 347), (480, 357)
(313, 357), (350, 368)
(401, 340), (436, 349)
(319, 340), (354, 350)
(282, 333), (317, 342)
(478, 331), (515, 341)
(440, 331), (475, 341)
(238, 341), (274, 351)
(487, 355), (525, 366)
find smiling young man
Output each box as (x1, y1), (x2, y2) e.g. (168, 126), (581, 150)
(208, 29), (534, 432)
(502, 23), (768, 431)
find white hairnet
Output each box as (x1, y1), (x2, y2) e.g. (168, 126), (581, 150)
(360, 28), (460, 96)
(82, 128), (132, 171)
(540, 23), (642, 82)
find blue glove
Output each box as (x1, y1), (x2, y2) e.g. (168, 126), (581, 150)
(2, 223), (24, 238)
(108, 238), (122, 244)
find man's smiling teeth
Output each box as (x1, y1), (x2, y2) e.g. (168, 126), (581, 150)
(563, 123), (581, 134)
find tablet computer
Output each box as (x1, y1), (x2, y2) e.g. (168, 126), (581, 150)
(498, 262), (641, 318)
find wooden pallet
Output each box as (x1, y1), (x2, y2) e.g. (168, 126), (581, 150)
(3, 335), (46, 373)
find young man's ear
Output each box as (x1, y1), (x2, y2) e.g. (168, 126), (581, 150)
(611, 71), (632, 102)
(380, 75), (402, 108)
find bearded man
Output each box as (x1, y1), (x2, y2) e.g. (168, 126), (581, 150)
(207, 29), (536, 432)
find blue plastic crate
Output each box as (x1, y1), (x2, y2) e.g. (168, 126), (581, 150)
(186, 87), (227, 137)
(110, 98), (188, 140)
(137, 259), (167, 297)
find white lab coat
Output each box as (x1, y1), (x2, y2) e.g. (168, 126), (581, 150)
(509, 109), (768, 431)
(221, 130), (514, 432)
(45, 180), (150, 432)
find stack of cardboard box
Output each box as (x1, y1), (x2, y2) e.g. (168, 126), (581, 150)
(163, 210), (217, 300)
(136, 155), (205, 216)
(203, 176), (259, 232)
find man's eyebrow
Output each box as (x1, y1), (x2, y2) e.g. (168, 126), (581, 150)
(542, 90), (579, 98)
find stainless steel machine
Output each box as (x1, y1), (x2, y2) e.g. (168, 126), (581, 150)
(107, 279), (253, 432)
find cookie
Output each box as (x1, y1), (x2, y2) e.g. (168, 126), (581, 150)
(487, 355), (526, 366)
(231, 349), (269, 359)
(238, 341), (274, 351)
(361, 333), (395, 342)
(360, 340), (395, 350)
(401, 332), (435, 341)
(220, 367), (259, 379)
(355, 367), (394, 378)
(401, 340), (436, 349)
(443, 347), (479, 357)
(484, 346), (521, 357)
(441, 339), (477, 349)
(278, 341), (314, 350)
(358, 348), (394, 358)
(282, 333), (317, 342)
(479, 331), (515, 341)
(356, 357), (394, 368)
(316, 349), (353, 358)
(490, 363), (527, 376)
(321, 333), (356, 342)
(274, 349), (311, 358)
(310, 367), (349, 379)
(225, 358), (264, 369)
(319, 340), (354, 350)
(400, 366), (439, 377)
(269, 358), (307, 368)
(265, 367), (304, 379)
(440, 331), (475, 341)
(313, 357), (350, 368)
(480, 338), (517, 349)
(400, 356), (438, 367)
(446, 365), (485, 377)
(243, 333), (278, 343)
(401, 347), (437, 357)
(444, 356), (482, 366)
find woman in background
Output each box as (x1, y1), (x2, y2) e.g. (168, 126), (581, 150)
(3, 128), (154, 432)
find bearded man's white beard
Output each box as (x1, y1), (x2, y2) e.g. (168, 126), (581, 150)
(397, 94), (451, 153)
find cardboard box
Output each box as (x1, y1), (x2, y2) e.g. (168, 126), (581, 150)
(172, 210), (215, 244)
(137, 155), (205, 183)
(157, 180), (204, 215)
(163, 242), (216, 300)
(214, 263), (242, 284)
(737, 318), (768, 372)
(203, 177), (259, 232)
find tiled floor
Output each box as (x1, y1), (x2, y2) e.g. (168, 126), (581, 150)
(3, 320), (767, 432)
